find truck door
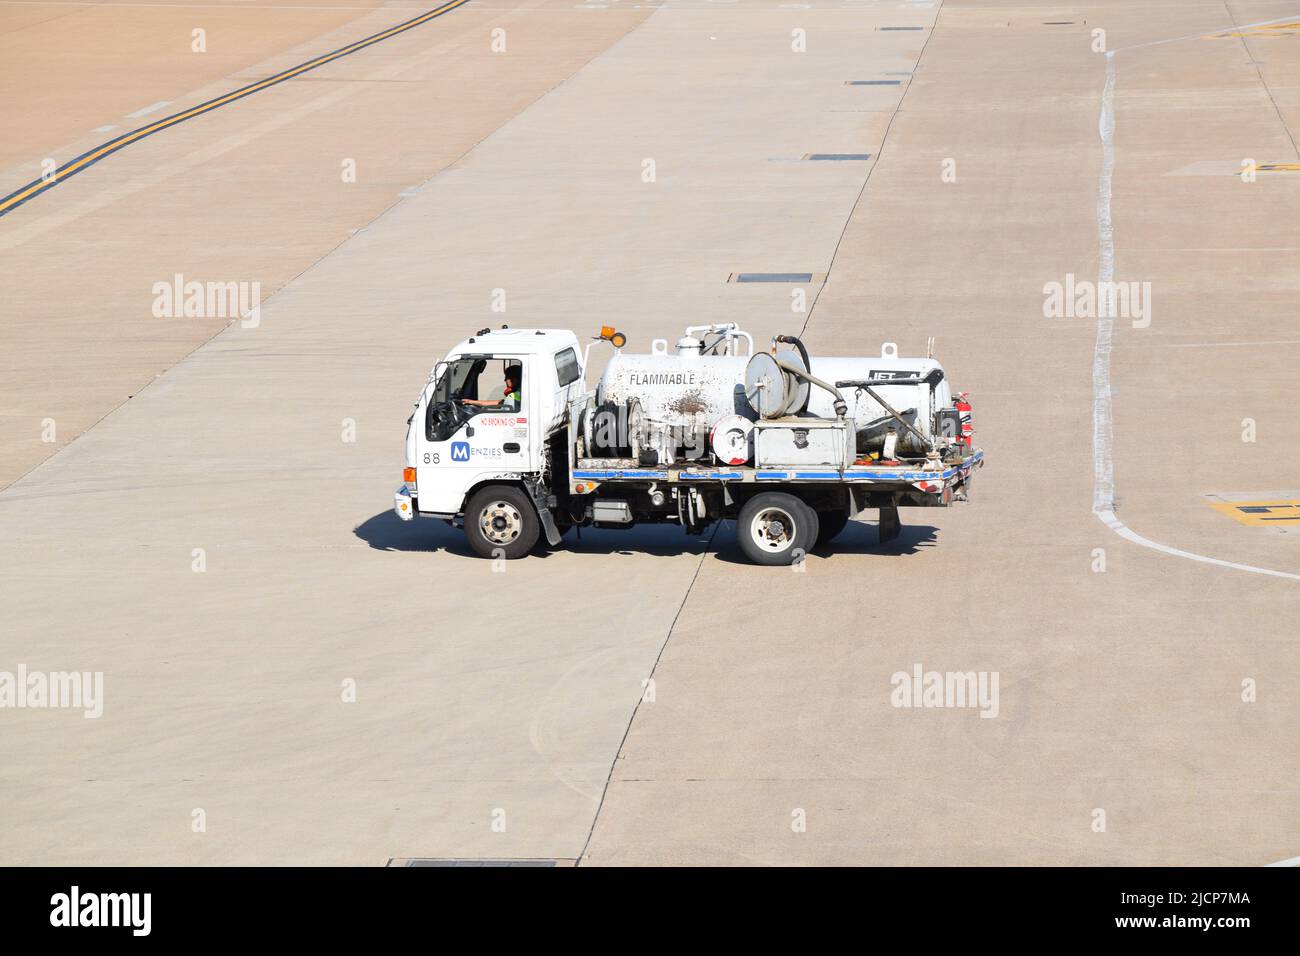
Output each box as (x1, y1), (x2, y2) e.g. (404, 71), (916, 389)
(419, 356), (534, 505)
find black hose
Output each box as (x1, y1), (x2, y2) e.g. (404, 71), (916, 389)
(774, 334), (812, 413)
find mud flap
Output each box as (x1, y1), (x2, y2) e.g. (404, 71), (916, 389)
(527, 483), (563, 547)
(879, 502), (901, 544)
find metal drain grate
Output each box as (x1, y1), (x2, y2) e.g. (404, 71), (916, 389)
(881, 26), (924, 31)
(847, 80), (902, 86)
(729, 272), (819, 283)
(389, 857), (564, 867)
(803, 153), (871, 161)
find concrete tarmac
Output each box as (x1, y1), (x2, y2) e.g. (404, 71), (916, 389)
(0, 0), (1296, 865)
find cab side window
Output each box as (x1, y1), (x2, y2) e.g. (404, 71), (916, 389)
(501, 375), (522, 411)
(555, 348), (580, 387)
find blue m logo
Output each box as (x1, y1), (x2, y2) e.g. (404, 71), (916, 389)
(450, 441), (471, 462)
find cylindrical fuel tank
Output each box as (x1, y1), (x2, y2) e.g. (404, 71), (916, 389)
(597, 351), (752, 428)
(597, 333), (953, 458)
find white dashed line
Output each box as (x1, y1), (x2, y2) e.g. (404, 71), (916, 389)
(125, 100), (170, 118)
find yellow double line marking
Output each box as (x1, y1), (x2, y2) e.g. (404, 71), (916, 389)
(0, 0), (471, 219)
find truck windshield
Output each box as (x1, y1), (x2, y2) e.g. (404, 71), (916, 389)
(435, 358), (486, 403)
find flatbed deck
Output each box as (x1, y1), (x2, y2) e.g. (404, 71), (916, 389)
(571, 450), (984, 486)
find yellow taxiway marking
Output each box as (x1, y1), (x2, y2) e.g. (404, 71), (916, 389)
(1245, 162), (1300, 173)
(0, 0), (471, 218)
(1207, 500), (1300, 526)
(1206, 21), (1300, 38)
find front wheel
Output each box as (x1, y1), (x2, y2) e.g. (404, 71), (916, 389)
(736, 493), (819, 566)
(464, 486), (540, 559)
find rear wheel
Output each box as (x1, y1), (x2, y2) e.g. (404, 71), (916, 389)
(736, 493), (819, 566)
(464, 486), (539, 559)
(815, 509), (850, 548)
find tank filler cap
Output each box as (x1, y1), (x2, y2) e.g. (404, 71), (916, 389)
(676, 336), (703, 356)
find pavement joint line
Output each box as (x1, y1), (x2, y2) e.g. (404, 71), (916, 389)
(1223, 4), (1300, 161)
(1158, 339), (1300, 348)
(0, 0), (473, 219)
(1090, 43), (1300, 583)
(799, 0), (943, 339)
(576, 521), (722, 865)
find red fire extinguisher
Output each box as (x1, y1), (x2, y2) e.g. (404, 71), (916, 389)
(955, 393), (973, 448)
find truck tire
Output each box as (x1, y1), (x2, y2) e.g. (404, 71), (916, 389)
(464, 486), (540, 560)
(815, 509), (850, 548)
(736, 492), (819, 566)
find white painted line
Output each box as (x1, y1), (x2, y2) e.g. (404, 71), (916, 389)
(1266, 855), (1300, 866)
(1090, 49), (1300, 583)
(125, 100), (170, 119)
(1098, 510), (1300, 581)
(1092, 51), (1116, 516)
(92, 125), (117, 133)
(1160, 339), (1300, 348)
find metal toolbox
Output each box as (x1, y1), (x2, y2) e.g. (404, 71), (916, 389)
(752, 418), (852, 468)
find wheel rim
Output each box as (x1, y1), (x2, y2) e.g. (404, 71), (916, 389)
(749, 507), (798, 553)
(479, 500), (523, 545)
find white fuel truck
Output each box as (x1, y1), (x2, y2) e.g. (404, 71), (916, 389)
(395, 323), (982, 565)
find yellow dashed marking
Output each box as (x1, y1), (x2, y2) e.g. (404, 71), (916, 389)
(1207, 500), (1300, 526)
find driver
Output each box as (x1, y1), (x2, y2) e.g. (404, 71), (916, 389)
(461, 365), (521, 411)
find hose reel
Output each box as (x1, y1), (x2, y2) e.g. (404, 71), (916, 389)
(744, 336), (846, 420)
(744, 349), (810, 418)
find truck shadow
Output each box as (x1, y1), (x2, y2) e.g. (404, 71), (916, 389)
(564, 523), (717, 558)
(354, 511), (464, 553)
(354, 511), (713, 559)
(354, 512), (937, 560)
(712, 518), (939, 564)
(819, 519), (939, 557)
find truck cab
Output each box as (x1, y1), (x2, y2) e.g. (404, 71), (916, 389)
(396, 328), (585, 551)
